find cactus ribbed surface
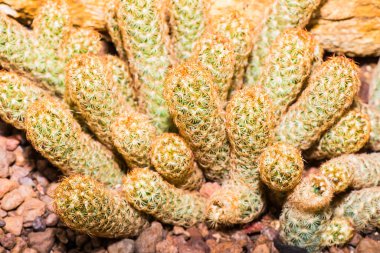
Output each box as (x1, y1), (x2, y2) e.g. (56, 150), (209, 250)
(288, 173), (334, 212)
(123, 168), (207, 227)
(54, 175), (149, 238)
(245, 0), (321, 84)
(164, 60), (230, 181)
(151, 133), (204, 190)
(334, 187), (380, 232)
(105, 0), (127, 60)
(192, 32), (235, 102)
(25, 98), (124, 186)
(258, 142), (303, 192)
(306, 108), (371, 160)
(210, 9), (252, 92)
(117, 0), (172, 132)
(280, 204), (332, 253)
(111, 112), (157, 169)
(359, 103), (380, 151)
(168, 0), (208, 60)
(206, 86), (274, 226)
(321, 217), (354, 247)
(321, 153), (380, 193)
(258, 28), (315, 121)
(275, 57), (360, 150)
(0, 71), (52, 130)
(0, 1), (102, 94)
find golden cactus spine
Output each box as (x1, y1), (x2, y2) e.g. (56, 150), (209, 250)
(358, 103), (380, 151)
(25, 98), (124, 186)
(206, 86), (274, 226)
(54, 175), (149, 238)
(192, 32), (235, 102)
(321, 153), (380, 193)
(275, 57), (360, 150)
(306, 107), (370, 160)
(151, 133), (204, 190)
(257, 28), (315, 121)
(321, 217), (354, 247)
(245, 0), (321, 84)
(117, 0), (173, 132)
(164, 60), (230, 181)
(105, 0), (127, 60)
(123, 168), (206, 227)
(167, 0), (208, 60)
(258, 142), (303, 192)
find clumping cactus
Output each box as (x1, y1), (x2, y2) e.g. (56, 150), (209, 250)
(306, 108), (371, 160)
(54, 175), (149, 238)
(288, 173), (334, 212)
(123, 168), (207, 227)
(111, 112), (157, 169)
(25, 98), (124, 186)
(210, 9), (253, 91)
(0, 71), (53, 130)
(192, 32), (235, 102)
(258, 28), (315, 121)
(334, 187), (380, 232)
(0, 1), (102, 94)
(280, 204), (332, 252)
(320, 153), (380, 193)
(359, 103), (380, 151)
(258, 142), (303, 192)
(164, 60), (230, 181)
(65, 54), (136, 149)
(275, 57), (360, 150)
(369, 59), (380, 110)
(116, 0), (173, 132)
(321, 217), (354, 247)
(105, 0), (127, 60)
(206, 86), (274, 226)
(245, 0), (321, 84)
(167, 0), (208, 60)
(150, 133), (204, 190)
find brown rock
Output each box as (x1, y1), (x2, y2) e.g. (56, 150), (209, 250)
(135, 222), (164, 253)
(45, 213), (59, 227)
(178, 243), (205, 253)
(348, 232), (362, 246)
(16, 198), (46, 223)
(107, 239), (135, 253)
(156, 237), (179, 253)
(46, 183), (59, 198)
(207, 240), (242, 253)
(23, 248), (38, 253)
(0, 233), (16, 250)
(28, 228), (55, 253)
(10, 237), (27, 253)
(356, 238), (380, 253)
(17, 185), (36, 199)
(9, 165), (32, 182)
(252, 243), (271, 253)
(0, 179), (18, 199)
(0, 209), (6, 218)
(197, 224), (209, 238)
(0, 146), (9, 178)
(173, 226), (190, 239)
(5, 137), (20, 151)
(39, 195), (54, 213)
(0, 247), (4, 253)
(3, 216), (23, 235)
(1, 189), (24, 211)
(6, 151), (16, 167)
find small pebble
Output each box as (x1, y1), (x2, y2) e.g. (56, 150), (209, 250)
(32, 216), (46, 232)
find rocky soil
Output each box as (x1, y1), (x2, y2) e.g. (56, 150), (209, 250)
(0, 60), (379, 253)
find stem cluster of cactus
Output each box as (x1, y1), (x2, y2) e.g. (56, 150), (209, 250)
(1, 0), (380, 251)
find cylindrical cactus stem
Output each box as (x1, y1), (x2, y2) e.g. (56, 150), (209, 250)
(54, 175), (149, 238)
(111, 112), (157, 169)
(358, 103), (380, 151)
(167, 0), (208, 60)
(258, 142), (303, 192)
(306, 107), (371, 160)
(258, 28), (315, 121)
(206, 86), (274, 226)
(164, 60), (230, 181)
(117, 0), (173, 132)
(321, 217), (354, 247)
(320, 153), (380, 193)
(105, 0), (127, 60)
(288, 173), (334, 212)
(245, 0), (321, 84)
(150, 133), (204, 190)
(280, 204), (332, 253)
(369, 59), (380, 109)
(275, 57), (360, 150)
(334, 187), (380, 232)
(25, 98), (124, 186)
(65, 54), (135, 149)
(192, 32), (235, 102)
(123, 168), (207, 227)
(209, 9), (252, 92)
(0, 71), (53, 130)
